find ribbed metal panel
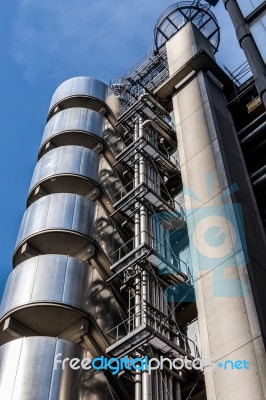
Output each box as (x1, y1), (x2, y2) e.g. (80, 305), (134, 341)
(39, 108), (106, 158)
(28, 146), (100, 204)
(13, 194), (97, 267)
(0, 337), (119, 400)
(48, 77), (121, 119)
(0, 255), (124, 344)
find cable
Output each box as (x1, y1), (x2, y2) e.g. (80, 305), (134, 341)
(185, 374), (200, 400)
(106, 377), (116, 400)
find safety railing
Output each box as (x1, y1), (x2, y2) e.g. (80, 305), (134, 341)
(110, 229), (191, 278)
(113, 172), (183, 211)
(107, 302), (200, 359)
(115, 134), (178, 176)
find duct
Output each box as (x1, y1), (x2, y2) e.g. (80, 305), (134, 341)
(139, 119), (153, 400)
(253, 173), (266, 187)
(237, 111), (266, 139)
(224, 0), (266, 107)
(139, 119), (176, 149)
(134, 123), (142, 400)
(240, 120), (266, 144)
(250, 164), (266, 181)
(140, 98), (173, 133)
(173, 381), (182, 400)
(117, 95), (176, 149)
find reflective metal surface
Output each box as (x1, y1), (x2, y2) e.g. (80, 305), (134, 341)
(28, 146), (100, 204)
(48, 77), (121, 120)
(92, 202), (124, 262)
(39, 108), (105, 158)
(0, 336), (120, 400)
(13, 194), (96, 267)
(98, 156), (120, 201)
(0, 255), (124, 345)
(83, 370), (121, 400)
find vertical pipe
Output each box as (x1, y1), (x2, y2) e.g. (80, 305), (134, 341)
(224, 0), (266, 107)
(139, 118), (152, 400)
(168, 374), (173, 400)
(139, 117), (148, 325)
(153, 354), (162, 400)
(158, 371), (164, 400)
(134, 121), (141, 326)
(162, 371), (167, 400)
(134, 122), (142, 400)
(173, 381), (182, 400)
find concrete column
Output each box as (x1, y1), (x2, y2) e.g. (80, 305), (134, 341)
(223, 0), (266, 107)
(166, 23), (266, 400)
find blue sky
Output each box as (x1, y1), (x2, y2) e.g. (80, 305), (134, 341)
(0, 0), (246, 298)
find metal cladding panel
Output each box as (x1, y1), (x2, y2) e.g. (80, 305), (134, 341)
(0, 256), (90, 317)
(84, 108), (105, 134)
(56, 145), (83, 174)
(41, 108), (105, 148)
(0, 255), (124, 336)
(31, 255), (67, 302)
(43, 106), (68, 142)
(17, 197), (48, 242)
(49, 78), (74, 110)
(0, 337), (25, 399)
(44, 194), (76, 229)
(89, 78), (107, 103)
(64, 107), (90, 130)
(49, 77), (120, 116)
(71, 77), (93, 98)
(0, 337), (86, 400)
(30, 147), (100, 196)
(0, 272), (16, 317)
(71, 195), (94, 233)
(15, 194), (96, 249)
(78, 147), (99, 179)
(62, 256), (92, 309)
(0, 266), (36, 315)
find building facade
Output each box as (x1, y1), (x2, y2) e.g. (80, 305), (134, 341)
(0, 2), (266, 400)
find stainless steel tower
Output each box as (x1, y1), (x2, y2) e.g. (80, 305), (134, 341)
(0, 78), (134, 399)
(1, 2), (266, 400)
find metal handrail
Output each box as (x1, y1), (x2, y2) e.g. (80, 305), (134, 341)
(116, 132), (178, 172)
(107, 304), (200, 359)
(113, 171), (182, 212)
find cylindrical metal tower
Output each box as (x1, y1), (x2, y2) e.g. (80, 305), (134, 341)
(0, 77), (133, 400)
(2, 2), (266, 400)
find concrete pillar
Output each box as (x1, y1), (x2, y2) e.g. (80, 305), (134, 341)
(223, 0), (266, 107)
(166, 23), (266, 399)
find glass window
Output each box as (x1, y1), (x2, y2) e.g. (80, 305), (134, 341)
(250, 11), (266, 63)
(237, 0), (265, 17)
